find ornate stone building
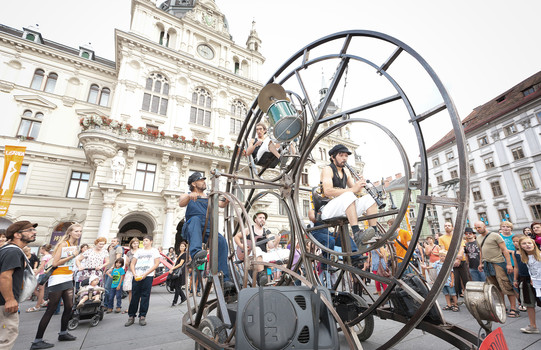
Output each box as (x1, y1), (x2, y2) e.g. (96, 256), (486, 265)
(0, 0), (360, 248)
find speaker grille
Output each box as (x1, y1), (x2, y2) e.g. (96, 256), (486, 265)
(298, 326), (310, 343)
(294, 295), (306, 310)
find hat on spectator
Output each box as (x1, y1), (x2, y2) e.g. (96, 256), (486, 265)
(5, 221), (38, 240)
(188, 172), (206, 186)
(464, 227), (474, 233)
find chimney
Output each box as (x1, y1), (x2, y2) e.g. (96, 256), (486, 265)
(395, 173), (402, 179)
(384, 177), (391, 187)
(373, 180), (381, 187)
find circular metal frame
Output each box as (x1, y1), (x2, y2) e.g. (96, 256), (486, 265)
(184, 29), (471, 350)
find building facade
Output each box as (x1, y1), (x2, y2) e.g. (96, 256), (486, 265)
(0, 0), (359, 248)
(427, 71), (541, 234)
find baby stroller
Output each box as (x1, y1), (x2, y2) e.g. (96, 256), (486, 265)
(68, 274), (105, 329)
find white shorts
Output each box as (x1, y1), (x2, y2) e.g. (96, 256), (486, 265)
(260, 249), (290, 263)
(321, 192), (375, 220)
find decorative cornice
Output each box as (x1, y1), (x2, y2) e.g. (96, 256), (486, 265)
(0, 34), (116, 76)
(115, 31), (263, 91)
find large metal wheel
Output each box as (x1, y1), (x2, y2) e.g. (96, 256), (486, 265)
(225, 30), (469, 349)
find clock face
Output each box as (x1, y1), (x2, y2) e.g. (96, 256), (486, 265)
(197, 44), (214, 60)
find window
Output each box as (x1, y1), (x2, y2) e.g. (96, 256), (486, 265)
(484, 157), (495, 169)
(478, 136), (489, 147)
(436, 175), (443, 184)
(234, 62), (240, 75)
(14, 164), (28, 194)
(472, 186), (482, 201)
(496, 95), (506, 103)
(278, 200), (287, 216)
(531, 204), (541, 220)
(30, 69), (57, 92)
(87, 84), (110, 106)
(432, 157), (440, 167)
(470, 163), (475, 174)
(490, 181), (503, 197)
(66, 171), (90, 198)
(446, 151), (454, 161)
(159, 31), (169, 47)
(478, 212), (488, 225)
(520, 172), (535, 190)
(44, 73), (57, 93)
(190, 87), (212, 127)
(503, 123), (517, 136)
(523, 87), (535, 97)
(301, 168), (309, 186)
(30, 69), (44, 90)
(134, 162), (156, 191)
(498, 209), (510, 222)
(230, 100), (247, 134)
(17, 110), (43, 139)
(142, 73), (169, 116)
(511, 146), (525, 160)
(450, 170), (458, 179)
(302, 199), (310, 218)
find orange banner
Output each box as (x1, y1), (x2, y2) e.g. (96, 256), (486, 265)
(0, 146), (26, 216)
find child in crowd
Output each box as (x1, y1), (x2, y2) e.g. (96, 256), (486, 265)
(464, 228), (486, 282)
(77, 275), (104, 308)
(516, 236), (541, 334)
(429, 250), (459, 312)
(106, 257), (125, 313)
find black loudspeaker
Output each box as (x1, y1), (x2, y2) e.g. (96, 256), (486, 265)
(236, 286), (339, 350)
(389, 274), (444, 325)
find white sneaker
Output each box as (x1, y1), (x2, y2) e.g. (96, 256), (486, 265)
(520, 325), (540, 334)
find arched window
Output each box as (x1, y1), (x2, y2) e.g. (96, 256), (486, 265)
(17, 110), (43, 139)
(142, 73), (169, 115)
(30, 69), (44, 90)
(44, 72), (57, 93)
(190, 88), (211, 127)
(234, 61), (240, 75)
(159, 31), (170, 47)
(230, 100), (247, 134)
(87, 84), (100, 104)
(87, 84), (111, 107)
(99, 88), (110, 107)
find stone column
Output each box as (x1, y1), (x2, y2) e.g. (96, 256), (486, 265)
(161, 189), (182, 249)
(98, 183), (125, 238)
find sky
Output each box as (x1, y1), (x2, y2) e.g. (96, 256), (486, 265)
(2, 0), (540, 179)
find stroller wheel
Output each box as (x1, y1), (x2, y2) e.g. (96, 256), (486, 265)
(67, 318), (79, 330)
(90, 315), (100, 327)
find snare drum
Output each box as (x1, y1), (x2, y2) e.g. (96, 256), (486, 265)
(266, 100), (302, 142)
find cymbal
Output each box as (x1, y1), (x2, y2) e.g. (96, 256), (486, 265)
(257, 83), (287, 112)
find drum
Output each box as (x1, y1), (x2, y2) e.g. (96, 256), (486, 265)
(266, 100), (302, 142)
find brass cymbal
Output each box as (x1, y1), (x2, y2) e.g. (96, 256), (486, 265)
(257, 83), (287, 112)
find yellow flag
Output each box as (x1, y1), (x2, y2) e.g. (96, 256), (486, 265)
(0, 146), (27, 216)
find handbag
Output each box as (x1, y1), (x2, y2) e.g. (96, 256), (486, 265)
(377, 262), (391, 277)
(38, 265), (56, 285)
(168, 266), (183, 281)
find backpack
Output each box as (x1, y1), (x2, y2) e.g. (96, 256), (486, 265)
(0, 244), (37, 302)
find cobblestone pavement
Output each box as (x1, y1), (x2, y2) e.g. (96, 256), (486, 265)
(12, 284), (541, 349)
